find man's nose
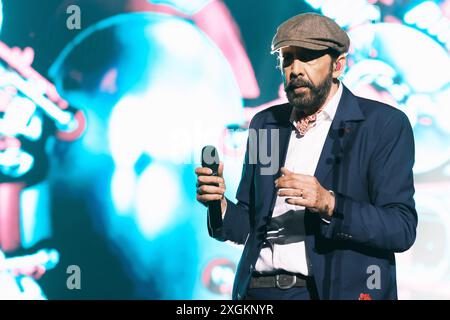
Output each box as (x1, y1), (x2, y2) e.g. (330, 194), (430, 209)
(290, 59), (306, 79)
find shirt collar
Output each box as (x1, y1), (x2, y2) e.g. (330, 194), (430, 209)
(290, 81), (343, 124)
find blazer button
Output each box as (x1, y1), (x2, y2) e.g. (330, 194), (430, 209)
(249, 265), (254, 273)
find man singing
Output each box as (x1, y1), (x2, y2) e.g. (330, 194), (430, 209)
(195, 13), (417, 300)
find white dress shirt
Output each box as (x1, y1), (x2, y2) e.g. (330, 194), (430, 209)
(254, 83), (343, 276)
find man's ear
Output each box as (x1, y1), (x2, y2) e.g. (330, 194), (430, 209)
(333, 54), (347, 79)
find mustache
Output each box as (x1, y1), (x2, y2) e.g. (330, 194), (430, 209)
(284, 78), (313, 92)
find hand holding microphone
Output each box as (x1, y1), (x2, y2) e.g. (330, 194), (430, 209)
(195, 146), (227, 210)
(195, 146), (227, 239)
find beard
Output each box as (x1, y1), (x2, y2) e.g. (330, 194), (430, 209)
(285, 67), (333, 116)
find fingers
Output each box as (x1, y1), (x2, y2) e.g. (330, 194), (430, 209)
(277, 188), (305, 198)
(279, 167), (312, 178)
(275, 178), (305, 190)
(218, 161), (224, 177)
(284, 196), (319, 211)
(197, 193), (224, 203)
(284, 197), (309, 207)
(197, 175), (224, 186)
(195, 162), (224, 177)
(275, 173), (316, 188)
(197, 184), (225, 195)
(280, 167), (293, 176)
(196, 184), (225, 204)
(195, 167), (212, 176)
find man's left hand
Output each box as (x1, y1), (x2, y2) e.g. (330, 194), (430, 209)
(275, 167), (335, 220)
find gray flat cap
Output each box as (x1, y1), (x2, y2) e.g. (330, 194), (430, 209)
(271, 13), (350, 54)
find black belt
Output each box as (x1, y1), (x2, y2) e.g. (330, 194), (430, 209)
(249, 273), (309, 290)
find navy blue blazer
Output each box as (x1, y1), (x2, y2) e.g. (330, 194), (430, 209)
(208, 85), (417, 300)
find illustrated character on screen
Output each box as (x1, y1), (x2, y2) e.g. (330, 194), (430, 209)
(47, 0), (258, 299)
(0, 42), (86, 299)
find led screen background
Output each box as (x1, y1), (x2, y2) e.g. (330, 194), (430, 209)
(0, 0), (449, 299)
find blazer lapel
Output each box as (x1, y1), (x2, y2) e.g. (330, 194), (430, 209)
(263, 103), (294, 182)
(257, 103), (294, 218)
(314, 86), (365, 186)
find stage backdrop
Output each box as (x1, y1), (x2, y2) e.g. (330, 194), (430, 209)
(0, 0), (449, 299)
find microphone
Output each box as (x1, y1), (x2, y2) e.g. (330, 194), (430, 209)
(201, 145), (224, 240)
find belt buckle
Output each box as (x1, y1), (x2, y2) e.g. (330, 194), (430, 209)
(275, 274), (297, 289)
